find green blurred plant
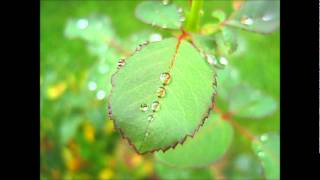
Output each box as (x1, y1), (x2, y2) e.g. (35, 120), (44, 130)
(41, 0), (280, 179)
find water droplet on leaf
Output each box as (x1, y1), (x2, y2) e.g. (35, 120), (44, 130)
(151, 101), (160, 112)
(219, 56), (228, 66)
(140, 104), (148, 112)
(136, 44), (143, 51)
(157, 86), (166, 98)
(240, 16), (253, 25)
(117, 59), (125, 69)
(207, 55), (218, 65)
(142, 41), (149, 45)
(145, 132), (150, 137)
(160, 72), (171, 85)
(177, 7), (183, 13)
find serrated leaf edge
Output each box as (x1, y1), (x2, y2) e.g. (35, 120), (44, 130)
(107, 37), (218, 154)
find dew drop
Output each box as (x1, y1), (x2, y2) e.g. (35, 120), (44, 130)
(157, 86), (166, 98)
(77, 19), (88, 29)
(149, 33), (162, 42)
(219, 56), (228, 66)
(262, 14), (273, 21)
(203, 116), (208, 123)
(136, 44), (143, 51)
(207, 55), (218, 65)
(117, 59), (125, 69)
(140, 104), (148, 112)
(145, 132), (150, 137)
(88, 81), (97, 91)
(162, 0), (169, 5)
(96, 90), (106, 100)
(240, 16), (253, 25)
(177, 7), (183, 13)
(151, 101), (160, 112)
(142, 41), (149, 45)
(160, 72), (171, 85)
(260, 134), (269, 142)
(147, 114), (154, 122)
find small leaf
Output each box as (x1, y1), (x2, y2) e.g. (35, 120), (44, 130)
(155, 113), (233, 168)
(216, 66), (241, 100)
(228, 84), (278, 119)
(217, 66), (277, 119)
(252, 133), (280, 180)
(155, 162), (214, 179)
(108, 38), (216, 154)
(135, 1), (183, 29)
(226, 0), (280, 34)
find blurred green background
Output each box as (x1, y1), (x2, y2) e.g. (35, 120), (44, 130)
(41, 0), (279, 179)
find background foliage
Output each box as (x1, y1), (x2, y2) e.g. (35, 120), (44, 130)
(41, 0), (279, 179)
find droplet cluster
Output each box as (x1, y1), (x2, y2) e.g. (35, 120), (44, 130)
(203, 52), (229, 70)
(139, 71), (172, 139)
(116, 41), (150, 69)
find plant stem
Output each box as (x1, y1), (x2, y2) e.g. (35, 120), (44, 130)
(184, 0), (203, 32)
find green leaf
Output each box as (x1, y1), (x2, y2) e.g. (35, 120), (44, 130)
(228, 84), (277, 119)
(192, 34), (216, 55)
(217, 66), (277, 119)
(155, 113), (233, 168)
(226, 0), (280, 34)
(108, 38), (216, 154)
(135, 1), (183, 29)
(155, 162), (214, 180)
(216, 66), (240, 101)
(252, 133), (280, 180)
